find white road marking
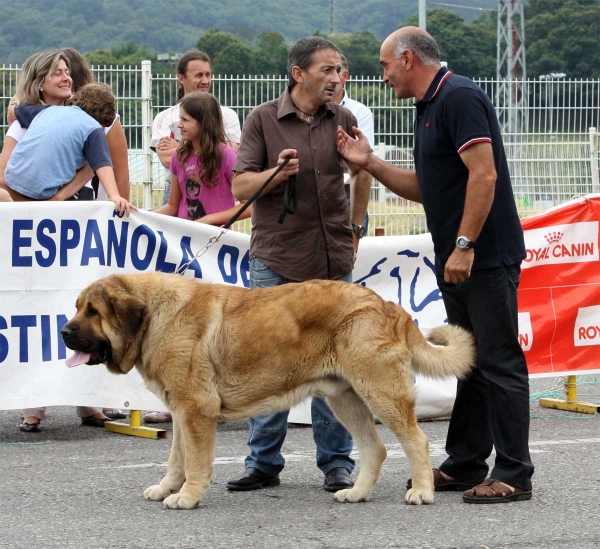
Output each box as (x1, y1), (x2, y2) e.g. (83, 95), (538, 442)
(89, 437), (600, 470)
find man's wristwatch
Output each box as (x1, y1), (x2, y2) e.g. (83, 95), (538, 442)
(352, 224), (366, 239)
(456, 235), (477, 250)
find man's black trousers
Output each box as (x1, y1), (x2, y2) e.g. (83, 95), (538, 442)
(436, 262), (534, 491)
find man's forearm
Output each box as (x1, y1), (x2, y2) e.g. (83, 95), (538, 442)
(457, 171), (496, 241)
(349, 169), (371, 225)
(232, 168), (282, 201)
(365, 155), (422, 204)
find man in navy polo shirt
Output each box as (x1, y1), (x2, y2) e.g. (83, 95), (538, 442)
(337, 27), (534, 504)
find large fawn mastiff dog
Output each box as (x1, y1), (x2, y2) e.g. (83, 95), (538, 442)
(62, 272), (475, 510)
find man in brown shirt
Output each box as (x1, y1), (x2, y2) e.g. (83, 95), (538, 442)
(226, 37), (371, 493)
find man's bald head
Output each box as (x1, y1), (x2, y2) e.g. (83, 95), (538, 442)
(380, 26), (443, 100)
(384, 26), (441, 67)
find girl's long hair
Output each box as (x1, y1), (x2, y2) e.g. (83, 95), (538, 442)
(177, 92), (226, 188)
(61, 47), (93, 92)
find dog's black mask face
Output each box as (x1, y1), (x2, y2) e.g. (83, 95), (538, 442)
(61, 279), (148, 375)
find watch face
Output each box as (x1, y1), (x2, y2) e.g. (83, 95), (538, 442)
(353, 224), (365, 238)
(457, 236), (469, 249)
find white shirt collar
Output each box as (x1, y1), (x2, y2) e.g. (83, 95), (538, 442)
(339, 89), (348, 107)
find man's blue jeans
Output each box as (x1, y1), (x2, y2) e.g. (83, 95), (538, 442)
(244, 258), (355, 476)
(162, 180), (171, 206)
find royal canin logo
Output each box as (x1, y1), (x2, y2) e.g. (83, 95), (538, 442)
(522, 222), (599, 269)
(544, 231), (563, 244)
(574, 305), (600, 347)
(518, 312), (533, 351)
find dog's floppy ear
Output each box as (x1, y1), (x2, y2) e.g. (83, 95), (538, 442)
(107, 292), (148, 342)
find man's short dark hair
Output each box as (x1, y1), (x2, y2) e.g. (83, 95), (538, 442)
(69, 83), (116, 127)
(177, 49), (212, 77)
(340, 53), (349, 72)
(287, 36), (341, 87)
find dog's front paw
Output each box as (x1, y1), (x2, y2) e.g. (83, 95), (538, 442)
(333, 488), (369, 503)
(143, 484), (174, 502)
(163, 492), (199, 510)
(405, 487), (434, 505)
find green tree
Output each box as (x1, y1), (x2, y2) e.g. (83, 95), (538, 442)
(196, 29), (255, 75)
(403, 9), (496, 78)
(214, 42), (255, 75)
(327, 31), (382, 77)
(526, 0), (600, 78)
(254, 30), (288, 75)
(85, 41), (155, 66)
(85, 49), (118, 66)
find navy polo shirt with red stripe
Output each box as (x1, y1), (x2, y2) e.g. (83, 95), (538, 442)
(413, 66), (525, 275)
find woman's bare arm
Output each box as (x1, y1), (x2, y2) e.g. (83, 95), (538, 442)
(106, 118), (130, 200)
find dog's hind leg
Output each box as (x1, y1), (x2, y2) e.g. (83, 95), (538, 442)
(368, 393), (434, 505)
(325, 390), (387, 503)
(162, 412), (218, 510)
(144, 413), (186, 502)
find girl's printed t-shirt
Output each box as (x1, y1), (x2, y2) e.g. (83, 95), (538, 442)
(170, 143), (237, 221)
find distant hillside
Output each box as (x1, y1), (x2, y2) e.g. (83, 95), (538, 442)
(0, 0), (498, 63)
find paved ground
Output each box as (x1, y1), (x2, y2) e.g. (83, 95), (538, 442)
(1, 394), (599, 549)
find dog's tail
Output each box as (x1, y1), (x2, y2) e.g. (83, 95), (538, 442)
(406, 319), (476, 380)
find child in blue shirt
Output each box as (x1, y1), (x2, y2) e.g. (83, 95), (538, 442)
(4, 83), (134, 215)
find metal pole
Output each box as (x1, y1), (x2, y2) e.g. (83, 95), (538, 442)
(329, 0), (335, 34)
(590, 127), (600, 193)
(419, 0), (426, 30)
(377, 143), (387, 203)
(130, 409), (142, 428)
(141, 60), (153, 210)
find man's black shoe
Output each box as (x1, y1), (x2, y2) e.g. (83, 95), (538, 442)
(226, 467), (280, 491)
(323, 467), (354, 492)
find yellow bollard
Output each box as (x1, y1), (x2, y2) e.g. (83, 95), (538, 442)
(104, 409), (168, 439)
(539, 375), (599, 414)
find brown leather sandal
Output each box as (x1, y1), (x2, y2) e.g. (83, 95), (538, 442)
(406, 468), (481, 492)
(463, 478), (532, 504)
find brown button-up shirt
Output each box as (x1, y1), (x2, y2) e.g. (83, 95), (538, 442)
(233, 86), (358, 281)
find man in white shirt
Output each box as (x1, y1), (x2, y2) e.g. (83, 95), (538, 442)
(151, 49), (241, 206)
(333, 53), (374, 233)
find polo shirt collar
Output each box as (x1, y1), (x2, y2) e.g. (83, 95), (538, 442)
(339, 89), (348, 107)
(416, 66), (452, 105)
(277, 86), (334, 120)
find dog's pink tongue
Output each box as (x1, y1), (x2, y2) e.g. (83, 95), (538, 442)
(65, 351), (91, 368)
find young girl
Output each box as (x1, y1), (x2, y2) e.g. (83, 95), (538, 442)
(156, 92), (250, 226)
(148, 92), (249, 424)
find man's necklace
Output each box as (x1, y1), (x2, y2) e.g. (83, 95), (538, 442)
(290, 98), (317, 123)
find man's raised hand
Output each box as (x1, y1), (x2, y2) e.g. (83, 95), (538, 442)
(337, 126), (373, 170)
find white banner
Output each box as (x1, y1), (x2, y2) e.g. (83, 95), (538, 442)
(0, 202), (452, 418)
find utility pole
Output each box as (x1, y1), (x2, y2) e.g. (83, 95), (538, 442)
(329, 0), (335, 34)
(419, 0), (426, 30)
(496, 1), (528, 206)
(496, 0), (527, 137)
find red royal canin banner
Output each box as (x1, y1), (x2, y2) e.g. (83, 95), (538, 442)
(519, 194), (600, 377)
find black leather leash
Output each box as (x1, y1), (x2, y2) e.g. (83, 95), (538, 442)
(277, 174), (297, 224)
(176, 155), (296, 276)
(224, 155), (295, 228)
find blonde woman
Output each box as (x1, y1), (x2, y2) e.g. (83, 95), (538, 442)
(1, 49), (130, 202)
(0, 50), (116, 431)
(0, 51), (91, 201)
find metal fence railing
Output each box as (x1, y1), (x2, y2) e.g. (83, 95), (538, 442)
(1, 63), (599, 236)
